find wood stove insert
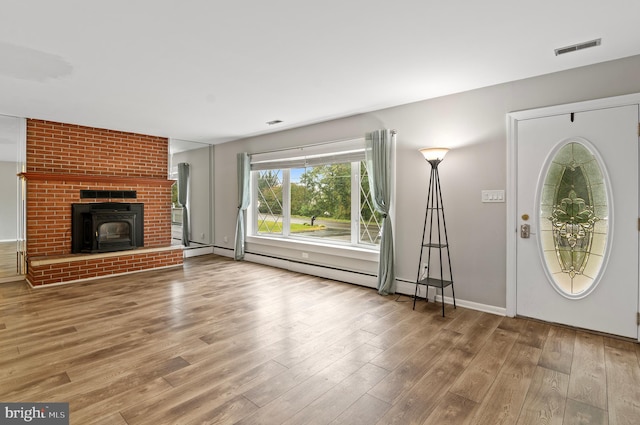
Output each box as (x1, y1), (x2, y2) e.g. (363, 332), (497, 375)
(72, 203), (144, 253)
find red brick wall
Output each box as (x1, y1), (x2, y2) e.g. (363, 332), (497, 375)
(24, 119), (182, 286)
(27, 119), (167, 178)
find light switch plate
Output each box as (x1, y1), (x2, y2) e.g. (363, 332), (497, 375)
(482, 190), (505, 203)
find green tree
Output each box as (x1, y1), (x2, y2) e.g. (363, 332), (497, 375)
(290, 183), (307, 216)
(298, 164), (351, 220)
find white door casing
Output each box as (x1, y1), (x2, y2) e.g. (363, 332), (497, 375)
(507, 95), (640, 340)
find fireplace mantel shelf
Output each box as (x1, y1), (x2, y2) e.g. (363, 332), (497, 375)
(19, 172), (175, 186)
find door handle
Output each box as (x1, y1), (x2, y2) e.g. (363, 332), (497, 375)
(520, 224), (530, 238)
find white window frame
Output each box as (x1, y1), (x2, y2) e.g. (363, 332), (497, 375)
(247, 138), (381, 253)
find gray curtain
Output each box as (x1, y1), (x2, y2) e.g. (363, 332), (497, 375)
(177, 162), (190, 247)
(234, 152), (251, 260)
(365, 129), (396, 295)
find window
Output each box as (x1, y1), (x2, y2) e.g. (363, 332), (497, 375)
(250, 139), (382, 248)
(539, 140), (609, 297)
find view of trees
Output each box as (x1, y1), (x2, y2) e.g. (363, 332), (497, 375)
(258, 164), (355, 220)
(295, 163), (351, 219)
(256, 163), (381, 243)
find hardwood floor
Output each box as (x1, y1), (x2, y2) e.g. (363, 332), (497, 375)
(1, 254), (639, 424)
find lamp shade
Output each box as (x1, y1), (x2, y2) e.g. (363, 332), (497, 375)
(419, 147), (450, 162)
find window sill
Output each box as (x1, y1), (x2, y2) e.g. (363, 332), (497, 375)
(246, 235), (380, 262)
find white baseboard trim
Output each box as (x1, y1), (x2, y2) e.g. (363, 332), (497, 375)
(212, 248), (506, 317)
(395, 280), (506, 316)
(183, 245), (214, 257)
(396, 281), (507, 316)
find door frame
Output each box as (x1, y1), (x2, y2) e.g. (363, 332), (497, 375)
(506, 93), (640, 340)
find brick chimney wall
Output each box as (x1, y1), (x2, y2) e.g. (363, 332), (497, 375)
(24, 119), (183, 286)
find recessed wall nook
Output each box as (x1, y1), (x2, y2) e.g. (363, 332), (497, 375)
(20, 119), (183, 287)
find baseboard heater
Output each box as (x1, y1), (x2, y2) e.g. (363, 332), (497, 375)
(212, 246), (377, 288)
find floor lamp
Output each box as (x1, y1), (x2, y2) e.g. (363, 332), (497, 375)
(413, 147), (456, 316)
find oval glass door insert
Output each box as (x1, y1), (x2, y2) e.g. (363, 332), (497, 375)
(539, 140), (609, 298)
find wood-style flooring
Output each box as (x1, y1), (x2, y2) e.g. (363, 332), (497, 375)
(0, 254), (639, 424)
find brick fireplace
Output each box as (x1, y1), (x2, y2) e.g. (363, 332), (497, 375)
(22, 119), (183, 286)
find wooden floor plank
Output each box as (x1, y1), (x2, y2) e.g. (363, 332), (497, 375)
(374, 347), (475, 425)
(236, 343), (384, 425)
(328, 393), (391, 425)
(518, 319), (551, 349)
(70, 377), (174, 424)
(183, 394), (259, 425)
(365, 310), (432, 350)
(0, 254), (638, 424)
(120, 358), (286, 424)
(567, 331), (607, 410)
(604, 345), (640, 425)
(421, 392), (478, 425)
(538, 326), (575, 375)
(449, 327), (519, 403)
(469, 342), (542, 425)
(368, 321), (442, 371)
(604, 336), (638, 352)
(282, 363), (390, 425)
(235, 374), (338, 425)
(454, 311), (504, 355)
(515, 366), (570, 425)
(563, 399), (608, 425)
(242, 329), (377, 407)
(367, 328), (461, 404)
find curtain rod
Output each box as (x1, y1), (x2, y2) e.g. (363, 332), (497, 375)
(249, 129), (397, 157)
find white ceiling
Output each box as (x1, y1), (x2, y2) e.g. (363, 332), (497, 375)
(1, 1), (639, 145)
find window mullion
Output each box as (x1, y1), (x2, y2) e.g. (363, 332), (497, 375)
(351, 162), (359, 245)
(249, 171), (257, 235)
(283, 169), (291, 237)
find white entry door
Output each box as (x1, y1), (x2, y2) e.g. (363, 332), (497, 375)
(516, 104), (639, 339)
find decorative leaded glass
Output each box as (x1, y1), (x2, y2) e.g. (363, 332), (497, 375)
(257, 169), (284, 235)
(539, 141), (609, 297)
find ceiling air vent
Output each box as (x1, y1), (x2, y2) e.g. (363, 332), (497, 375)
(555, 38), (601, 56)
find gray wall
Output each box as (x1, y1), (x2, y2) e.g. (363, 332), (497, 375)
(214, 54), (640, 309)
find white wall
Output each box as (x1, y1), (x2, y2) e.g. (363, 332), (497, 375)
(0, 161), (18, 241)
(214, 54), (640, 310)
